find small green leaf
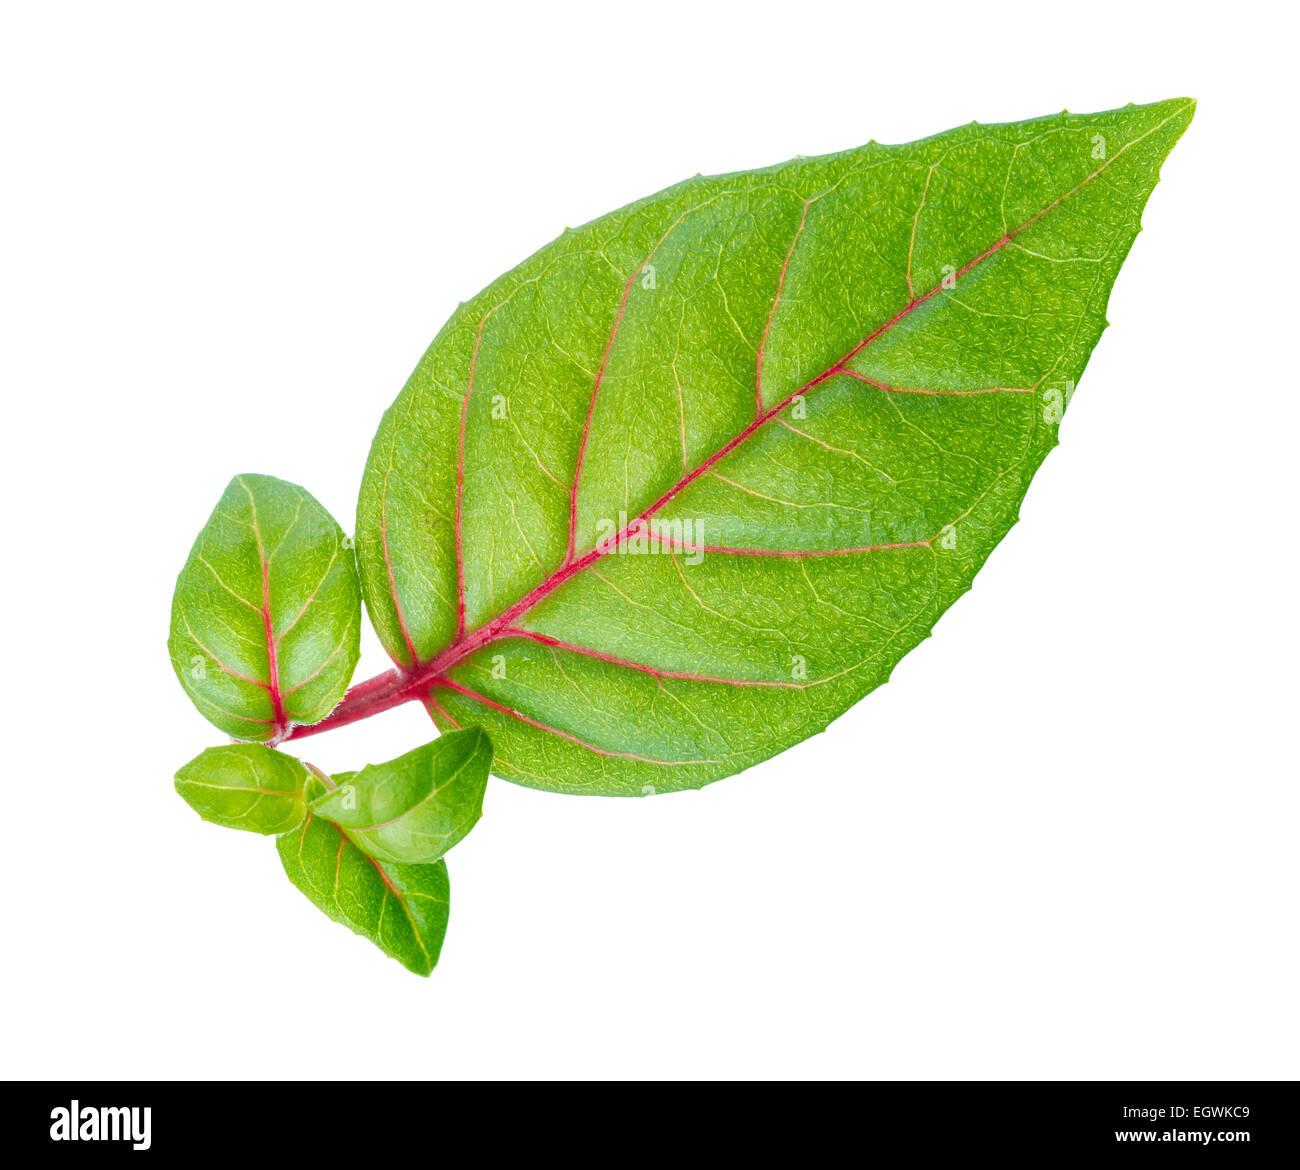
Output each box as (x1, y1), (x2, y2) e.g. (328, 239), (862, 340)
(168, 474), (361, 742)
(309, 727), (492, 864)
(277, 810), (450, 976)
(174, 743), (309, 835)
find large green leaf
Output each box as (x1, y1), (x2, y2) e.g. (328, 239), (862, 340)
(309, 727), (492, 864)
(174, 742), (309, 835)
(277, 798), (451, 976)
(169, 474), (361, 742)
(355, 99), (1194, 796)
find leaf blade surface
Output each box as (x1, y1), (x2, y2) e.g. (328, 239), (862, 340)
(169, 474), (361, 741)
(174, 742), (309, 835)
(357, 100), (1194, 795)
(277, 807), (451, 976)
(309, 727), (492, 863)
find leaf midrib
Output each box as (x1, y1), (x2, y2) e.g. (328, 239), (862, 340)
(234, 475), (289, 742)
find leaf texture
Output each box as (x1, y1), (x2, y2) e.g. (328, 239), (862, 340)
(309, 727), (492, 864)
(277, 802), (451, 976)
(174, 743), (309, 835)
(356, 100), (1194, 795)
(169, 474), (361, 742)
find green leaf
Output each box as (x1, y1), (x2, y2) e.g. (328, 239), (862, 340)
(174, 743), (309, 835)
(169, 474), (361, 742)
(356, 99), (1194, 796)
(277, 807), (451, 976)
(309, 727), (492, 864)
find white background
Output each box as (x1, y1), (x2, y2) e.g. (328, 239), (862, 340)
(2, 1), (1295, 1080)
